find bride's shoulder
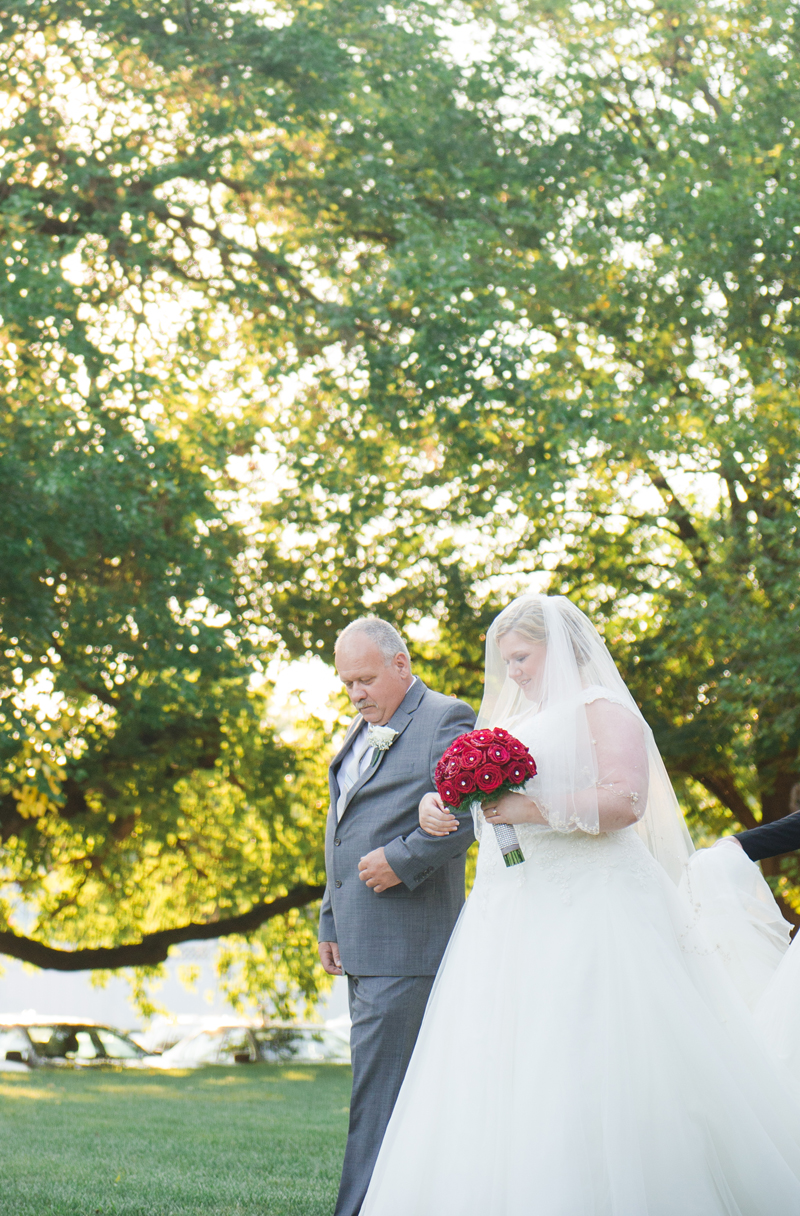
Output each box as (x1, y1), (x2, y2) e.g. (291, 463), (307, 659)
(579, 684), (633, 711)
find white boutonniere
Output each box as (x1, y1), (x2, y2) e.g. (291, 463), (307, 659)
(367, 724), (399, 766)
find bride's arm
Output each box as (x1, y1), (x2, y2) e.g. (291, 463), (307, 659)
(484, 701), (649, 834)
(583, 699), (649, 829)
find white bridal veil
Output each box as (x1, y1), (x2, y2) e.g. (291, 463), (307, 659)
(476, 593), (694, 884)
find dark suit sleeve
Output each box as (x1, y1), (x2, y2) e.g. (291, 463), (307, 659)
(383, 699), (476, 891)
(735, 810), (800, 862)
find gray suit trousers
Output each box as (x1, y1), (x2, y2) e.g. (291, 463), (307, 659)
(334, 974), (435, 1216)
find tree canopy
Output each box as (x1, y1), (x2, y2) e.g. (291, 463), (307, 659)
(2, 0), (799, 1014)
(262, 0), (800, 910)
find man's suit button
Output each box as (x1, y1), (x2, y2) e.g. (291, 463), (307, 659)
(335, 879), (342, 888)
(334, 838), (341, 846)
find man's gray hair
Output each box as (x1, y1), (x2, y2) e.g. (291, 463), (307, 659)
(335, 616), (411, 664)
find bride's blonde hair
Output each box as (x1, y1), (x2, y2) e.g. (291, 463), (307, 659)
(494, 596), (591, 667)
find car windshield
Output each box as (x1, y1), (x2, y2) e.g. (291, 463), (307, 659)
(217, 1029), (255, 1063)
(27, 1026), (100, 1059)
(95, 1029), (143, 1059)
(162, 1031), (224, 1066)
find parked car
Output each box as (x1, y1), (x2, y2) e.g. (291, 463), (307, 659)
(131, 1014), (255, 1056)
(155, 1022), (351, 1068)
(0, 1018), (156, 1069)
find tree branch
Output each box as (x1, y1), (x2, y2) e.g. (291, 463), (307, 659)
(0, 883), (325, 972)
(644, 463), (711, 573)
(696, 80), (723, 120)
(694, 772), (759, 831)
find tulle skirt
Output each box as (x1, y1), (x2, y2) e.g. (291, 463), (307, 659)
(362, 827), (800, 1216)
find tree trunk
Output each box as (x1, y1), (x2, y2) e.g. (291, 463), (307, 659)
(756, 758), (800, 932)
(758, 764), (800, 825)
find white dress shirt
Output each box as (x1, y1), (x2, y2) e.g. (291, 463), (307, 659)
(336, 722), (372, 821)
(336, 677), (417, 820)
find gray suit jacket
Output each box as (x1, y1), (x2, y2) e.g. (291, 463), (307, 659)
(318, 680), (476, 976)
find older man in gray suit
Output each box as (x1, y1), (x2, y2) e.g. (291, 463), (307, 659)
(319, 617), (475, 1216)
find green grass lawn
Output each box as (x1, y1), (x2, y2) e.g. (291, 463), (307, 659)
(0, 1063), (351, 1216)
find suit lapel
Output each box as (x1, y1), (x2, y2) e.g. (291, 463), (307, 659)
(328, 715), (366, 807)
(331, 715), (364, 775)
(337, 680), (426, 821)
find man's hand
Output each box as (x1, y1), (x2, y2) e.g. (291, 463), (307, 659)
(358, 847), (402, 893)
(318, 941), (343, 976)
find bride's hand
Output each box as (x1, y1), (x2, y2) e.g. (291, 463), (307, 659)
(419, 791), (460, 836)
(483, 791), (544, 826)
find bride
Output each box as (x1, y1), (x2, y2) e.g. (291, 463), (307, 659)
(360, 593), (800, 1216)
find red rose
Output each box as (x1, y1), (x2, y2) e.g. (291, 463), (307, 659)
(459, 747), (484, 770)
(475, 764), (504, 792)
(455, 771), (477, 795)
(439, 730), (535, 804)
(439, 781), (460, 806)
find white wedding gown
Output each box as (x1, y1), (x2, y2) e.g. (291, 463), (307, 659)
(361, 694), (800, 1216)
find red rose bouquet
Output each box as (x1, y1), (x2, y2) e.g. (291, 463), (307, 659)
(434, 728), (537, 867)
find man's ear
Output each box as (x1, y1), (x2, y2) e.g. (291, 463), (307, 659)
(393, 652), (410, 676)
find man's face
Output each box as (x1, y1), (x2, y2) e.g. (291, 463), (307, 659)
(335, 638), (413, 726)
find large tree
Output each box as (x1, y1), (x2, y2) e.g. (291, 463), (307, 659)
(2, 0), (799, 1011)
(0, 0), (522, 1005)
(261, 0), (800, 913)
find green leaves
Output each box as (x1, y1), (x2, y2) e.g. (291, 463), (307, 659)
(255, 0), (800, 910)
(3, 0), (800, 999)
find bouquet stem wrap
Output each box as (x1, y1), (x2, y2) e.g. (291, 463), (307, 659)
(435, 728), (537, 870)
(489, 817), (525, 868)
